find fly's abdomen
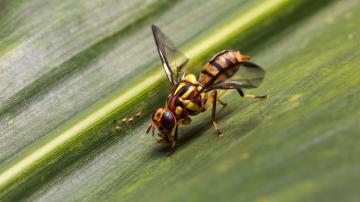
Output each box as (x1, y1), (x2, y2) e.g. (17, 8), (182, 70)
(198, 50), (249, 87)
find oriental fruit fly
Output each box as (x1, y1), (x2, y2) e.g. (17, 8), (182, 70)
(147, 25), (268, 155)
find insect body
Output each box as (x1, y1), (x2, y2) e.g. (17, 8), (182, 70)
(147, 25), (268, 153)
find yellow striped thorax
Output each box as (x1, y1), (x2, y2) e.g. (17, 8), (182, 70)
(169, 74), (205, 116)
(174, 74), (202, 95)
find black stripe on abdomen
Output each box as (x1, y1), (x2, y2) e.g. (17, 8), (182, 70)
(209, 60), (232, 78)
(201, 69), (213, 77)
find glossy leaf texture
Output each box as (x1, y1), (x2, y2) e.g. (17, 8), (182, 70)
(0, 0), (359, 201)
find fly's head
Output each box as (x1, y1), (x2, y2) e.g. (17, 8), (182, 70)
(147, 107), (176, 139)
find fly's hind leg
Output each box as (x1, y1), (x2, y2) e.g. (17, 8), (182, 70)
(211, 90), (224, 137)
(237, 89), (269, 100)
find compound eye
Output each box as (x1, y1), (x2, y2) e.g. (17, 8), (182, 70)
(161, 111), (175, 130)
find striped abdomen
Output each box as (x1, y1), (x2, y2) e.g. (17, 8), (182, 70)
(198, 50), (249, 88)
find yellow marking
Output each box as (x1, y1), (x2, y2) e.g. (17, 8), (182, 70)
(175, 106), (183, 115)
(201, 92), (207, 100)
(218, 90), (227, 98)
(174, 83), (186, 95)
(181, 86), (194, 99)
(244, 94), (269, 99)
(178, 97), (188, 105)
(183, 74), (197, 84)
(204, 91), (215, 109)
(244, 94), (256, 99)
(185, 101), (200, 111)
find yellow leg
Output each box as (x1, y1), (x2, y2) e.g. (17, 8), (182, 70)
(211, 90), (223, 137)
(203, 91), (223, 136)
(205, 90), (227, 108)
(204, 91), (216, 110)
(217, 90), (228, 107)
(243, 94), (269, 99)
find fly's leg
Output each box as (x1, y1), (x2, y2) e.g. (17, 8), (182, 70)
(244, 94), (269, 99)
(146, 123), (156, 136)
(212, 90), (223, 137)
(217, 90), (228, 107)
(167, 125), (178, 158)
(237, 89), (269, 99)
(203, 91), (223, 136)
(157, 132), (169, 144)
(170, 125), (178, 149)
(157, 138), (167, 144)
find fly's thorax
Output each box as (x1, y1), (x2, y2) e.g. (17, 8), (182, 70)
(166, 78), (205, 119)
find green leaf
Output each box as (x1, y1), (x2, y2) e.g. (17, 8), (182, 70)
(0, 0), (359, 201)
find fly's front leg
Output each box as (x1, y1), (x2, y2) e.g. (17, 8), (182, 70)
(167, 125), (178, 158)
(156, 132), (169, 144)
(237, 89), (269, 99)
(157, 138), (168, 144)
(211, 90), (223, 137)
(171, 125), (178, 149)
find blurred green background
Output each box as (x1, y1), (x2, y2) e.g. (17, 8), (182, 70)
(0, 0), (359, 201)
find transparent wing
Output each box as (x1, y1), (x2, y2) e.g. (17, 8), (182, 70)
(207, 61), (265, 91)
(152, 25), (189, 85)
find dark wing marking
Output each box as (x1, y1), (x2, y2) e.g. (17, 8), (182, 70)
(206, 61), (265, 91)
(152, 25), (189, 85)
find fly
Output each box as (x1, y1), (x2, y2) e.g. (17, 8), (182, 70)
(147, 25), (268, 155)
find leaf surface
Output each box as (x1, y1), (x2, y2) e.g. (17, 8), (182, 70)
(0, 0), (359, 201)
